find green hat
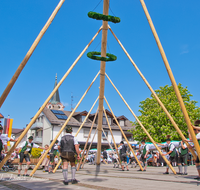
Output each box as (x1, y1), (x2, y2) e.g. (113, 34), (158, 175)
(66, 126), (72, 133)
(28, 136), (33, 140)
(141, 140), (145, 143)
(0, 124), (3, 130)
(166, 138), (171, 142)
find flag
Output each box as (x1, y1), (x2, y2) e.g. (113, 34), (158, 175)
(3, 118), (13, 146)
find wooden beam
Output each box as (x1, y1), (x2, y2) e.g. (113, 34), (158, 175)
(108, 26), (197, 160)
(0, 0), (65, 107)
(139, 0), (200, 159)
(97, 0), (110, 165)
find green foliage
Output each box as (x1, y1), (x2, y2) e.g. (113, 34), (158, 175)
(87, 51), (117, 62)
(130, 84), (200, 142)
(31, 148), (43, 158)
(88, 11), (120, 23)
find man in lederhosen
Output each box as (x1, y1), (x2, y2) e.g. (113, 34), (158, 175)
(118, 141), (129, 171)
(138, 139), (149, 171)
(17, 136), (44, 176)
(160, 137), (177, 174)
(58, 126), (80, 185)
(177, 140), (189, 175)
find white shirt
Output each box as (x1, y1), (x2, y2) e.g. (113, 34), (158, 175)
(167, 143), (175, 152)
(196, 132), (200, 139)
(20, 141), (39, 151)
(140, 144), (149, 152)
(178, 142), (187, 153)
(0, 134), (11, 145)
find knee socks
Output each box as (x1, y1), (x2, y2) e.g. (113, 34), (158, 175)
(62, 169), (68, 182)
(71, 167), (76, 180)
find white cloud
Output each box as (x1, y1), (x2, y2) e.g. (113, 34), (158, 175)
(180, 44), (189, 55)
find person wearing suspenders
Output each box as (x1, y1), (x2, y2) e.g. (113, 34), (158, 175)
(138, 139), (149, 171)
(177, 140), (188, 175)
(184, 119), (200, 179)
(58, 126), (80, 185)
(158, 137), (177, 174)
(118, 141), (129, 171)
(17, 136), (44, 176)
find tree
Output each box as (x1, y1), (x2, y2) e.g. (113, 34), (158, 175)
(130, 84), (200, 142)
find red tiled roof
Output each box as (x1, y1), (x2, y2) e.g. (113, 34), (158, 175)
(0, 113), (4, 119)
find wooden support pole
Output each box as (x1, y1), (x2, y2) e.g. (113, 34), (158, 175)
(75, 98), (99, 137)
(104, 96), (144, 171)
(0, 27), (102, 170)
(103, 107), (121, 166)
(29, 72), (99, 176)
(77, 107), (99, 171)
(108, 26), (197, 160)
(82, 128), (98, 169)
(139, 0), (200, 159)
(53, 159), (62, 173)
(0, 0), (65, 108)
(96, 0), (110, 165)
(102, 127), (120, 165)
(105, 74), (176, 174)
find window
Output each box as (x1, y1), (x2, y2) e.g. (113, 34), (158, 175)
(83, 129), (90, 138)
(82, 115), (86, 122)
(36, 131), (38, 137)
(102, 131), (108, 139)
(119, 120), (125, 126)
(102, 115), (111, 125)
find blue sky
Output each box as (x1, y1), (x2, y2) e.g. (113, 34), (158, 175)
(0, 0), (200, 129)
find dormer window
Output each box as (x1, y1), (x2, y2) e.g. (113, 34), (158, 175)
(81, 115), (86, 122)
(119, 120), (125, 126)
(102, 114), (111, 125)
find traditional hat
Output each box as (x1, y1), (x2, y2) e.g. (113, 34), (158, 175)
(66, 125), (73, 133)
(28, 136), (33, 140)
(120, 141), (124, 144)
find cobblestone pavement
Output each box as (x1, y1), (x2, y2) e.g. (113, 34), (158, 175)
(0, 164), (200, 189)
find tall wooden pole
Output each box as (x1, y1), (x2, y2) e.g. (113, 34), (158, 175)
(140, 0), (200, 159)
(97, 0), (110, 165)
(0, 28), (102, 170)
(104, 96), (144, 171)
(103, 108), (121, 165)
(108, 26), (197, 160)
(30, 72), (100, 176)
(0, 0), (65, 108)
(77, 107), (99, 171)
(82, 128), (98, 169)
(105, 75), (176, 174)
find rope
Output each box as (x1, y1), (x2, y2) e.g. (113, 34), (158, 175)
(92, 0), (103, 12)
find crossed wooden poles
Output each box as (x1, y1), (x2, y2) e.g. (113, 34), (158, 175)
(0, 0), (199, 176)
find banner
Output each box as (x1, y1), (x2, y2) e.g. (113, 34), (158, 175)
(3, 118), (13, 146)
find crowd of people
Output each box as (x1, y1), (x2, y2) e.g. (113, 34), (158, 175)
(1, 119), (200, 185)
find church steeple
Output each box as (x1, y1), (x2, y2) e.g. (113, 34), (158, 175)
(46, 74), (65, 110)
(50, 74), (61, 104)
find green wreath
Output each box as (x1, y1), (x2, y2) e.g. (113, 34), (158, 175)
(88, 11), (120, 24)
(87, 51), (117, 62)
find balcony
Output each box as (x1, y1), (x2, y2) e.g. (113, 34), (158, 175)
(31, 122), (43, 130)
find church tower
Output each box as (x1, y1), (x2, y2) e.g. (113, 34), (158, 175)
(46, 74), (65, 110)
